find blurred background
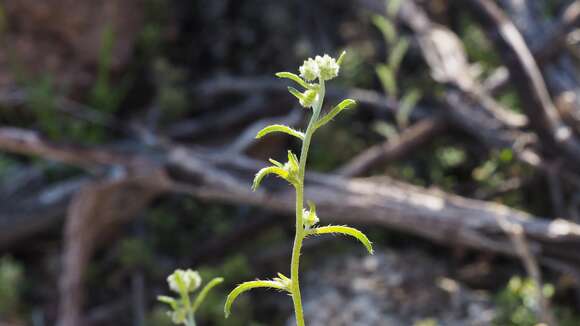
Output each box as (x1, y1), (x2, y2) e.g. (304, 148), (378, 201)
(1, 0), (580, 325)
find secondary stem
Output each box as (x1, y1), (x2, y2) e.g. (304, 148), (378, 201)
(290, 81), (325, 326)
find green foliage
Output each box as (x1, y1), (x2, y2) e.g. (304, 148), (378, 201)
(119, 237), (153, 270)
(89, 24), (128, 114)
(494, 276), (548, 326)
(24, 75), (107, 143)
(154, 59), (189, 119)
(436, 146), (467, 169)
(0, 256), (23, 317)
(226, 53), (372, 326)
(27, 75), (60, 139)
(494, 276), (580, 326)
(457, 14), (500, 76)
(372, 4), (422, 132)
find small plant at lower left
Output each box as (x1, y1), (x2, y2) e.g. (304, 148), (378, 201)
(158, 269), (224, 326)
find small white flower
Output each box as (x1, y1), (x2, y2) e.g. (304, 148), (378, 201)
(299, 89), (319, 108)
(299, 58), (319, 82)
(315, 54), (339, 81)
(303, 209), (319, 229)
(168, 269), (202, 293)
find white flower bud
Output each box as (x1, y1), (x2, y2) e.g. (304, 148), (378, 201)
(315, 54), (339, 81)
(168, 269), (202, 293)
(299, 58), (319, 82)
(303, 209), (319, 229)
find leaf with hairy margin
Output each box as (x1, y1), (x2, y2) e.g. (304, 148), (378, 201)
(276, 72), (310, 89)
(256, 124), (304, 140)
(307, 225), (374, 254)
(224, 280), (290, 318)
(252, 166), (289, 191)
(315, 99), (357, 130)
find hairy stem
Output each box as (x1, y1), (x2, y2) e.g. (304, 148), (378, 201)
(290, 81), (325, 326)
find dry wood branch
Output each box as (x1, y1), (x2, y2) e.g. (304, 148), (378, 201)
(0, 177), (85, 249)
(170, 150), (580, 266)
(57, 173), (168, 326)
(465, 0), (580, 164)
(1, 127), (580, 266)
(337, 117), (446, 177)
(0, 128), (142, 168)
(532, 1), (580, 65)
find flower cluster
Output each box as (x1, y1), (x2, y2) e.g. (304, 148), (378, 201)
(299, 54), (341, 82)
(158, 269), (223, 326)
(168, 269), (202, 294)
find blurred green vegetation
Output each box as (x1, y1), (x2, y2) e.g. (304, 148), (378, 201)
(0, 256), (24, 318)
(494, 277), (580, 326)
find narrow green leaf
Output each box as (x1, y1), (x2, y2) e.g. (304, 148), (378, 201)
(287, 86), (306, 103)
(256, 124), (304, 140)
(252, 166), (289, 191)
(308, 225), (374, 254)
(376, 64), (397, 97)
(397, 89), (421, 128)
(287, 150), (300, 169)
(314, 99), (357, 130)
(372, 15), (396, 45)
(157, 295), (179, 310)
(192, 277), (223, 313)
(276, 72), (309, 89)
(373, 121), (399, 141)
(388, 38), (409, 73)
(224, 280), (288, 318)
(337, 50), (347, 66)
(268, 158), (284, 168)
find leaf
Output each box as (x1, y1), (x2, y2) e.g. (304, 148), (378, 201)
(388, 38), (409, 73)
(191, 277), (224, 313)
(268, 158), (284, 168)
(372, 120), (399, 141)
(252, 166), (289, 191)
(276, 72), (309, 89)
(314, 99), (357, 130)
(287, 150), (300, 170)
(307, 225), (374, 254)
(287, 86), (306, 103)
(397, 89), (421, 128)
(256, 124), (304, 140)
(224, 280), (289, 318)
(372, 15), (396, 45)
(376, 64), (397, 97)
(337, 50), (347, 66)
(157, 295), (178, 310)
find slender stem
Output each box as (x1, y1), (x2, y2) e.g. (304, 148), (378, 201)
(290, 81), (325, 326)
(187, 313), (196, 326)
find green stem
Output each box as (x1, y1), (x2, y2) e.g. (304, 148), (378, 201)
(187, 310), (196, 326)
(290, 81), (325, 326)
